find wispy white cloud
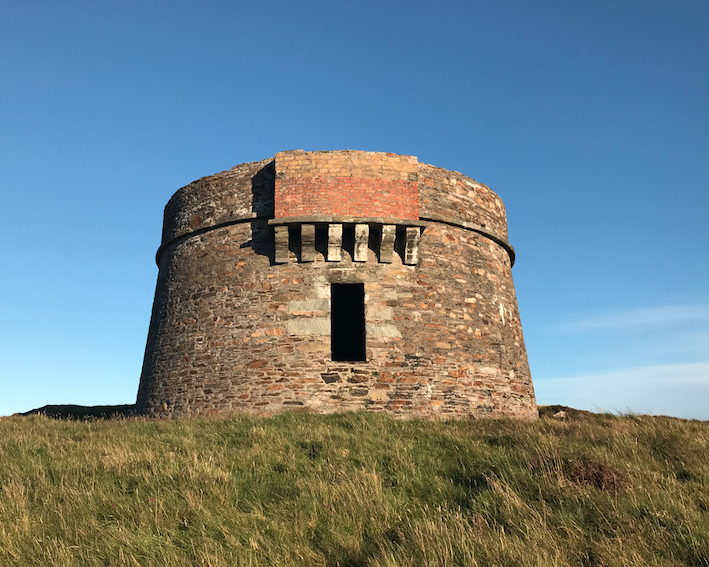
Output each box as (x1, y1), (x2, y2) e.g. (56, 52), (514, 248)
(553, 304), (709, 333)
(536, 362), (709, 420)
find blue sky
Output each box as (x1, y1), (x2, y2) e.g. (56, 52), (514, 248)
(1, 1), (707, 418)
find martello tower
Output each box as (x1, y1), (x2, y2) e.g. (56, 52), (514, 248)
(136, 150), (536, 419)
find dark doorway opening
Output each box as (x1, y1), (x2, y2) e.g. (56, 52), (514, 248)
(331, 283), (366, 361)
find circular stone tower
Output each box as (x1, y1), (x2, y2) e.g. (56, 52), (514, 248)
(136, 150), (536, 419)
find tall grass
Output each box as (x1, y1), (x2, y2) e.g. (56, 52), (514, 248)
(1, 411), (707, 566)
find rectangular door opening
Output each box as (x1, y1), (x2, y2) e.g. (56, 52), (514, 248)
(331, 283), (366, 361)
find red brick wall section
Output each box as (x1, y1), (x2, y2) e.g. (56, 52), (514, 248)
(275, 150), (419, 220)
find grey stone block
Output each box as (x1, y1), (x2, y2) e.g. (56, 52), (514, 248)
(301, 224), (315, 262)
(286, 318), (330, 336)
(354, 224), (369, 262)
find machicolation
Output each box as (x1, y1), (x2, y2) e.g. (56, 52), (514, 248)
(136, 150), (537, 419)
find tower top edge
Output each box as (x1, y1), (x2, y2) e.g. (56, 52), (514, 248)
(161, 151), (509, 247)
(171, 150), (495, 195)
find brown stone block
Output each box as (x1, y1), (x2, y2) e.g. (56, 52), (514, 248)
(377, 371), (395, 383)
(295, 342), (329, 352)
(347, 374), (369, 384)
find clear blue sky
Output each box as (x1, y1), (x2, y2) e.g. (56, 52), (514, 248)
(1, 1), (707, 418)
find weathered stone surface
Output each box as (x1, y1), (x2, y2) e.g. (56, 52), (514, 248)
(354, 224), (369, 262)
(366, 323), (402, 338)
(286, 318), (330, 336)
(274, 225), (289, 264)
(417, 161), (509, 241)
(301, 224), (315, 262)
(287, 300), (329, 313)
(296, 342), (330, 352)
(137, 150), (537, 420)
(380, 224), (396, 263)
(404, 226), (421, 265)
(366, 304), (393, 321)
(328, 223), (342, 262)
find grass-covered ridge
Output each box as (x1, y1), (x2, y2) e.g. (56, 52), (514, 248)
(1, 411), (708, 567)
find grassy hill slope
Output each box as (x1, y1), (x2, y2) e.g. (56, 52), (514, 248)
(1, 410), (708, 567)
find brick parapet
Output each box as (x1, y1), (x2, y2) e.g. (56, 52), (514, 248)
(275, 150), (419, 220)
(157, 152), (511, 260)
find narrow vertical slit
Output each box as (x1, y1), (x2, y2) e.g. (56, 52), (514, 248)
(331, 283), (366, 362)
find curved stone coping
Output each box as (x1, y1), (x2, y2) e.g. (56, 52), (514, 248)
(156, 212), (258, 265)
(155, 212), (515, 267)
(268, 215), (427, 227)
(420, 213), (516, 267)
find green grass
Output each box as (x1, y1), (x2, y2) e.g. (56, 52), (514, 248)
(1, 410), (708, 566)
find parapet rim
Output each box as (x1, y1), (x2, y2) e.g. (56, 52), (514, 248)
(155, 213), (515, 267)
(156, 151), (515, 266)
(164, 151), (504, 209)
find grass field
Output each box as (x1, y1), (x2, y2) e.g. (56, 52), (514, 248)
(1, 409), (708, 566)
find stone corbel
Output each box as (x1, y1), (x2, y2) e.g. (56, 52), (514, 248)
(404, 226), (421, 265)
(274, 225), (289, 263)
(354, 224), (369, 262)
(328, 224), (343, 261)
(301, 224), (315, 262)
(379, 224), (396, 263)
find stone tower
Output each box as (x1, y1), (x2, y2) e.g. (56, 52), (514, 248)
(136, 150), (536, 419)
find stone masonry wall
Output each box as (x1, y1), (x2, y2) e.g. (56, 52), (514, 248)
(161, 158), (274, 246)
(418, 163), (509, 241)
(137, 151), (536, 420)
